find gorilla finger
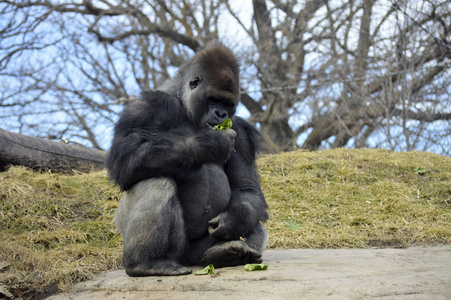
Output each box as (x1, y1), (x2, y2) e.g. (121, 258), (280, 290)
(208, 225), (224, 237)
(247, 248), (263, 263)
(208, 215), (221, 226)
(208, 226), (216, 235)
(248, 248), (262, 258)
(229, 241), (246, 253)
(225, 128), (237, 138)
(210, 227), (233, 240)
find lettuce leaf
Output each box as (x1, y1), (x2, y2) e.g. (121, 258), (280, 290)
(213, 118), (232, 130)
(244, 264), (268, 271)
(195, 264), (215, 275)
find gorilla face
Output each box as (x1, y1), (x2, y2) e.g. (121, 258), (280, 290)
(186, 81), (238, 130)
(179, 44), (240, 130)
(201, 96), (237, 129)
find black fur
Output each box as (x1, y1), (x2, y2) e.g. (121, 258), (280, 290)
(106, 44), (268, 276)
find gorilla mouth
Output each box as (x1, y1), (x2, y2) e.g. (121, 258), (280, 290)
(206, 121), (226, 130)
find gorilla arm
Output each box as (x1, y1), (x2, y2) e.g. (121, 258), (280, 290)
(106, 91), (236, 191)
(208, 117), (269, 240)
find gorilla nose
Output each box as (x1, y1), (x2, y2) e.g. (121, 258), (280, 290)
(212, 108), (228, 122)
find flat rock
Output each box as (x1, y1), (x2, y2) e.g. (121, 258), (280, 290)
(48, 246), (451, 299)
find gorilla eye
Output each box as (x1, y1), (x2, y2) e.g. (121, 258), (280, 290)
(189, 76), (202, 90)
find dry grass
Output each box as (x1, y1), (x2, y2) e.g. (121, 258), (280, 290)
(0, 167), (122, 299)
(0, 149), (450, 298)
(259, 148), (451, 249)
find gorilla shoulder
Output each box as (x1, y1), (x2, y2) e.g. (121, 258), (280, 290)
(231, 116), (261, 163)
(118, 91), (185, 130)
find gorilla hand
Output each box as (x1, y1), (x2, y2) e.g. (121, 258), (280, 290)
(199, 128), (236, 165)
(217, 128), (237, 161)
(208, 202), (258, 241)
(208, 213), (235, 240)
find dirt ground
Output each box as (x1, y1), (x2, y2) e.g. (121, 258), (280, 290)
(48, 246), (451, 299)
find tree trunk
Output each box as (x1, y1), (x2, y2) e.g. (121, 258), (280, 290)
(0, 128), (106, 173)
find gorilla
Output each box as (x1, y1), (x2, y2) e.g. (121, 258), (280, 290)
(106, 43), (269, 276)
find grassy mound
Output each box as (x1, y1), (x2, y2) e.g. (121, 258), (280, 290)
(260, 149), (450, 248)
(0, 149), (450, 298)
(0, 167), (122, 299)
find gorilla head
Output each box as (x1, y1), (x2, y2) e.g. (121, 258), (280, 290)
(160, 43), (240, 130)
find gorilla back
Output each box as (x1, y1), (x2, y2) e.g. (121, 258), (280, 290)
(106, 43), (269, 276)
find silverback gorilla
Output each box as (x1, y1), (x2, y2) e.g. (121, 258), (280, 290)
(106, 43), (269, 276)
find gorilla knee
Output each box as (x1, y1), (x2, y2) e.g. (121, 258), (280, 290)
(115, 178), (186, 267)
(115, 177), (177, 234)
(127, 177), (177, 205)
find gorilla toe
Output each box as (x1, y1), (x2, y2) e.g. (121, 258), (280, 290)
(125, 260), (192, 277)
(202, 241), (262, 268)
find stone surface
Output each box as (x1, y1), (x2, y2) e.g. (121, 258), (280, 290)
(48, 246), (451, 299)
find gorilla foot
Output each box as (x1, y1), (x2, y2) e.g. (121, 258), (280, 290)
(124, 260), (192, 277)
(202, 241), (262, 268)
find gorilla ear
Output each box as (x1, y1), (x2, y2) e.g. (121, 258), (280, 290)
(189, 76), (202, 90)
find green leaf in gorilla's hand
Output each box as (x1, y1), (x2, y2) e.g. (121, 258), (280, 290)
(213, 118), (232, 130)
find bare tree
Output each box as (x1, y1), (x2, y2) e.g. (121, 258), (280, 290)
(0, 0), (450, 155)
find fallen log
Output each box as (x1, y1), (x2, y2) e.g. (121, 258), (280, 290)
(0, 128), (106, 174)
